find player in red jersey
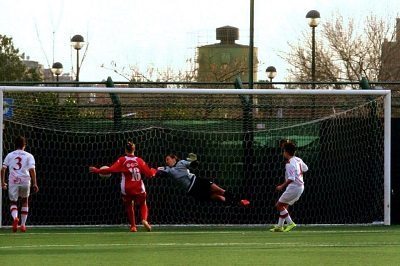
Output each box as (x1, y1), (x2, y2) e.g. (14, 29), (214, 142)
(89, 142), (156, 232)
(1, 136), (39, 233)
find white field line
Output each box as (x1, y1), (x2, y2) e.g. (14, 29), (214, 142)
(0, 242), (399, 250)
(0, 229), (393, 237)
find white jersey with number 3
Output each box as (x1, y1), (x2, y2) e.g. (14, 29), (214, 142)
(3, 149), (36, 185)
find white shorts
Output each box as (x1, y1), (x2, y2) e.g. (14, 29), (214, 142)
(279, 185), (304, 205)
(8, 183), (31, 201)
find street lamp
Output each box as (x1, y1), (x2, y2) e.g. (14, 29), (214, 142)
(306, 10), (320, 89)
(70, 34), (85, 82)
(266, 66), (277, 83)
(51, 62), (63, 85)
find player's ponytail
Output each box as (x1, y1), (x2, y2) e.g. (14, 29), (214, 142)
(125, 141), (135, 153)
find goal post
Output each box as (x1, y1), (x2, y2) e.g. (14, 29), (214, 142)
(0, 86), (391, 226)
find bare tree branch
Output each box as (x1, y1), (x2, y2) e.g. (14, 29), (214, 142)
(281, 13), (396, 88)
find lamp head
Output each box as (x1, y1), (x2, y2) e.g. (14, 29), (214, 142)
(51, 62), (63, 76)
(306, 10), (320, 27)
(71, 34), (85, 50)
(266, 66), (277, 79)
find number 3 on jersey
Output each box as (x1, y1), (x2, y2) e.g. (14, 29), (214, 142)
(13, 156), (22, 170)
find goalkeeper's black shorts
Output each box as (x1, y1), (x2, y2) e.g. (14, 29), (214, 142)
(188, 176), (213, 201)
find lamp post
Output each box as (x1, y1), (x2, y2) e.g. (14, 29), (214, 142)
(51, 62), (63, 85)
(306, 10), (320, 89)
(70, 34), (85, 82)
(266, 66), (277, 83)
(249, 0), (254, 89)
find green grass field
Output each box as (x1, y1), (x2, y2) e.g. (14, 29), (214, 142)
(1, 225), (399, 266)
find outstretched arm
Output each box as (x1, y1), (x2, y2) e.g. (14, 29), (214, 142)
(137, 158), (157, 178)
(89, 159), (122, 174)
(155, 168), (169, 178)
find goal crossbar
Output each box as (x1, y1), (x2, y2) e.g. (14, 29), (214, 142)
(0, 86), (393, 95)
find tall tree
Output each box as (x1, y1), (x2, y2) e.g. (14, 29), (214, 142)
(281, 14), (395, 88)
(0, 34), (42, 82)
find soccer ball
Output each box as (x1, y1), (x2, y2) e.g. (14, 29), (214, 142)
(99, 166), (111, 179)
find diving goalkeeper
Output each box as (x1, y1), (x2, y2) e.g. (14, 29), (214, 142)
(156, 153), (249, 206)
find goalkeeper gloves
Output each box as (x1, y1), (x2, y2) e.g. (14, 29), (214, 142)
(186, 153), (197, 161)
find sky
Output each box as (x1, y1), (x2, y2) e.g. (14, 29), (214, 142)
(1, 0), (399, 82)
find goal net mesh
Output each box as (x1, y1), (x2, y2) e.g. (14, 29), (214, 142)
(1, 89), (385, 225)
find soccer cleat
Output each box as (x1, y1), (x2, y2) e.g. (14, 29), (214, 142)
(130, 226), (137, 232)
(20, 225), (27, 233)
(283, 222), (297, 232)
(269, 226), (284, 232)
(142, 220), (152, 232)
(240, 199), (250, 207)
(12, 218), (19, 233)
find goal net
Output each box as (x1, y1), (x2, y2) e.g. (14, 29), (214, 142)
(0, 86), (391, 226)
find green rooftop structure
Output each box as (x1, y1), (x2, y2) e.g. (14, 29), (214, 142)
(197, 26), (258, 83)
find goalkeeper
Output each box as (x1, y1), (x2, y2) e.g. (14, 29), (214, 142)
(156, 153), (249, 206)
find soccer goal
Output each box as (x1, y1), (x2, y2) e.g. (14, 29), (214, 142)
(0, 86), (391, 226)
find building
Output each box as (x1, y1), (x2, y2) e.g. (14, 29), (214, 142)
(22, 55), (73, 82)
(43, 68), (74, 82)
(22, 56), (80, 107)
(197, 26), (258, 83)
(380, 18), (400, 81)
(22, 57), (42, 70)
(22, 56), (44, 80)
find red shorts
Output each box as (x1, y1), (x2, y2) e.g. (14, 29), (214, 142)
(122, 192), (147, 205)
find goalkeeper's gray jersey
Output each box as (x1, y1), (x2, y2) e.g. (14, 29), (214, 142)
(161, 160), (195, 191)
